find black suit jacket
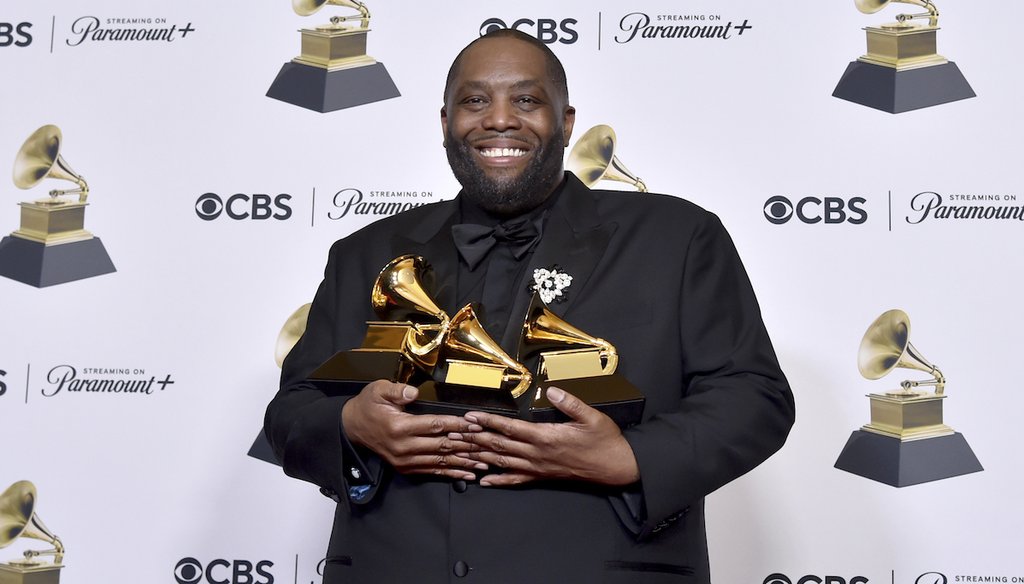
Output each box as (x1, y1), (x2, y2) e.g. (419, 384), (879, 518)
(265, 173), (795, 583)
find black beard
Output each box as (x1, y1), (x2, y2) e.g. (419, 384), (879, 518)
(445, 130), (565, 217)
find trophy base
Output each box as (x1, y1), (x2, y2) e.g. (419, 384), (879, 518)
(406, 380), (520, 417)
(0, 562), (63, 584)
(266, 61), (400, 113)
(527, 374), (645, 427)
(834, 429), (983, 487)
(307, 350), (413, 395)
(832, 60), (975, 113)
(407, 375), (646, 427)
(247, 429), (279, 466)
(0, 235), (115, 288)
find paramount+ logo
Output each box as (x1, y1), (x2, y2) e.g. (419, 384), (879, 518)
(195, 193), (292, 221)
(763, 195), (867, 225)
(174, 557), (274, 584)
(479, 17), (579, 44)
(764, 574), (868, 584)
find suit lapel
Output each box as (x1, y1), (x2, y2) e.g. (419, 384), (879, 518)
(499, 174), (617, 350)
(389, 198), (460, 315)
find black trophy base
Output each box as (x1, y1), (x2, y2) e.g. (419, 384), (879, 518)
(247, 430), (279, 466)
(307, 350), (412, 396)
(0, 235), (115, 288)
(832, 61), (975, 114)
(527, 374), (645, 427)
(406, 380), (520, 417)
(835, 430), (983, 487)
(266, 61), (400, 113)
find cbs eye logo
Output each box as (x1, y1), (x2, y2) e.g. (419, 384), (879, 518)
(194, 193), (293, 221)
(175, 557), (274, 584)
(479, 17), (579, 44)
(763, 195), (867, 225)
(763, 574), (868, 584)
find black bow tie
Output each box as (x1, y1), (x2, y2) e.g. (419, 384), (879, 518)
(451, 217), (542, 270)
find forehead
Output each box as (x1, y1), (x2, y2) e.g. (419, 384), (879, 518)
(449, 37), (553, 94)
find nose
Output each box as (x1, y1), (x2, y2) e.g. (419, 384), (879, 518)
(482, 99), (522, 132)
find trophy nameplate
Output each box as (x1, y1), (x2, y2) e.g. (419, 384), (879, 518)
(0, 125), (115, 288)
(832, 0), (974, 113)
(834, 309), (982, 487)
(266, 1), (399, 113)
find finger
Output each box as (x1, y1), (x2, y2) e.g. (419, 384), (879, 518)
(395, 452), (488, 471)
(369, 380), (418, 406)
(404, 414), (479, 437)
(479, 472), (537, 487)
(546, 386), (601, 424)
(464, 411), (534, 440)
(459, 449), (531, 473)
(400, 467), (479, 481)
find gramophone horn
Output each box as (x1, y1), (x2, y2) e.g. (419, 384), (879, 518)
(0, 481), (64, 564)
(292, 0), (369, 18)
(566, 125), (648, 192)
(519, 295), (618, 376)
(13, 124), (89, 203)
(857, 309), (945, 394)
(855, 0), (890, 14)
(371, 255), (450, 366)
(440, 304), (532, 398)
(274, 303), (311, 368)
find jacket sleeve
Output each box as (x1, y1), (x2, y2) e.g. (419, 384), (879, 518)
(263, 240), (386, 507)
(619, 213), (795, 539)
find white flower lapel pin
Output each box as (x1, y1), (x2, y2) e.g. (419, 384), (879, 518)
(529, 265), (573, 304)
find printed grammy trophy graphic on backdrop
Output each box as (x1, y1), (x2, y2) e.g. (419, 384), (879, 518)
(832, 0), (975, 113)
(266, 0), (401, 112)
(834, 309), (983, 487)
(0, 125), (115, 288)
(0, 481), (65, 584)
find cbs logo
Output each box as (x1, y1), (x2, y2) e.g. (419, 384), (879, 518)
(174, 557), (274, 584)
(764, 574), (868, 584)
(195, 193), (292, 221)
(479, 17), (579, 44)
(763, 195), (867, 225)
(0, 368), (7, 397)
(0, 22), (32, 47)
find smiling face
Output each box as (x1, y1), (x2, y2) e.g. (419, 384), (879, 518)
(441, 36), (575, 216)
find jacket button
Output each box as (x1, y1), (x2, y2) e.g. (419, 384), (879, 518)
(453, 561), (470, 577)
(453, 480), (468, 493)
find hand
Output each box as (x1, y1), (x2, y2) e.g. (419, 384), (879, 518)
(342, 380), (486, 480)
(449, 387), (640, 487)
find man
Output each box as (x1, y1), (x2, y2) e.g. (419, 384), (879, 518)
(265, 29), (795, 583)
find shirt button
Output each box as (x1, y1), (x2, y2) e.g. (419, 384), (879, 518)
(453, 561), (470, 577)
(453, 480), (468, 493)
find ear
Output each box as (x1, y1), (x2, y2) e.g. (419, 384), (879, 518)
(440, 105), (449, 147)
(562, 105), (576, 147)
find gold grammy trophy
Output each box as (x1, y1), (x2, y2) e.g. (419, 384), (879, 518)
(306, 254), (450, 392)
(514, 293), (645, 426)
(0, 481), (64, 584)
(834, 309), (983, 487)
(266, 0), (400, 112)
(567, 125), (648, 192)
(408, 303), (535, 417)
(832, 0), (975, 113)
(0, 125), (115, 287)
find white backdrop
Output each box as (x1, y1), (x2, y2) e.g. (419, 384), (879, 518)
(1, 1), (1020, 583)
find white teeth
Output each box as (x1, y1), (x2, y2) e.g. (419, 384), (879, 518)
(480, 148), (526, 158)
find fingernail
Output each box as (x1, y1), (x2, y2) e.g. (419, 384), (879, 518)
(474, 463), (488, 470)
(464, 414), (479, 423)
(463, 473), (476, 481)
(546, 387), (565, 402)
(402, 385), (417, 400)
(448, 432), (463, 440)
(467, 424), (483, 432)
(480, 479), (492, 487)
